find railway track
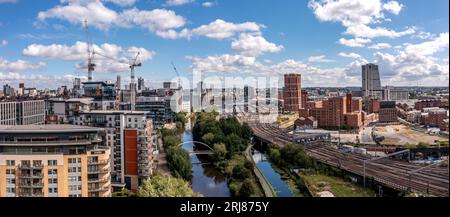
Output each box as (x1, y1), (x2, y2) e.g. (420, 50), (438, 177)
(249, 123), (449, 197)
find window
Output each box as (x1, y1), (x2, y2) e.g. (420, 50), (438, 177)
(48, 187), (58, 193)
(77, 167), (82, 172)
(48, 178), (58, 184)
(128, 118), (131, 122)
(48, 160), (57, 166)
(6, 188), (15, 193)
(78, 176), (82, 182)
(68, 167), (77, 173)
(77, 158), (81, 163)
(6, 169), (15, 175)
(6, 160), (15, 166)
(6, 178), (15, 184)
(48, 169), (57, 175)
(135, 118), (138, 122)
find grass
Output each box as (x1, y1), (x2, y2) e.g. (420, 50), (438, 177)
(300, 172), (375, 197)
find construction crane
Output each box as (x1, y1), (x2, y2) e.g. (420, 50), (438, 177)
(84, 20), (96, 81)
(171, 62), (182, 89)
(94, 51), (142, 110)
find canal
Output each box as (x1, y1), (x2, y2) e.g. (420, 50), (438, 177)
(181, 131), (231, 197)
(252, 149), (294, 197)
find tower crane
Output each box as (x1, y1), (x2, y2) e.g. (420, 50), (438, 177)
(171, 62), (182, 89)
(84, 20), (96, 81)
(93, 51), (142, 110)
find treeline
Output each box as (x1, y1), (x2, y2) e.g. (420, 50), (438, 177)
(160, 112), (192, 180)
(267, 144), (316, 169)
(192, 112), (260, 197)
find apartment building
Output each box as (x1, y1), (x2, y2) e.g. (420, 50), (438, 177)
(299, 94), (364, 129)
(283, 73), (302, 113)
(73, 110), (155, 192)
(0, 125), (111, 197)
(0, 100), (45, 125)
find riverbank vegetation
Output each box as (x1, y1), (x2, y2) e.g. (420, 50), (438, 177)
(192, 112), (263, 197)
(137, 173), (201, 197)
(265, 143), (375, 197)
(160, 112), (192, 180)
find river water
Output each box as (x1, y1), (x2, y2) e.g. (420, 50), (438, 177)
(181, 131), (231, 197)
(252, 149), (294, 197)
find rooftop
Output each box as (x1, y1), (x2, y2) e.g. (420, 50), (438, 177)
(79, 110), (149, 115)
(0, 124), (102, 134)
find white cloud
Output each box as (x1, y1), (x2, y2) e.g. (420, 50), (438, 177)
(307, 55), (335, 63)
(38, 1), (118, 30)
(338, 52), (363, 59)
(231, 34), (283, 57)
(61, 0), (138, 7)
(0, 40), (7, 47)
(368, 42), (392, 49)
(383, 1), (403, 15)
(345, 25), (416, 39)
(202, 1), (214, 7)
(117, 8), (186, 32)
(165, 19), (264, 40)
(186, 54), (257, 73)
(308, 0), (414, 39)
(22, 41), (155, 73)
(0, 72), (88, 89)
(338, 37), (371, 47)
(0, 58), (46, 73)
(38, 1), (185, 33)
(404, 32), (449, 56)
(163, 0), (194, 6)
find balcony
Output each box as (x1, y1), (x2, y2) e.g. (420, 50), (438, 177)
(87, 160), (109, 166)
(20, 164), (44, 170)
(20, 173), (43, 179)
(19, 183), (44, 188)
(88, 186), (110, 193)
(87, 168), (110, 175)
(20, 192), (44, 197)
(88, 177), (110, 184)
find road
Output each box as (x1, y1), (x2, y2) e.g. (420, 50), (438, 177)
(249, 123), (449, 197)
(360, 126), (376, 145)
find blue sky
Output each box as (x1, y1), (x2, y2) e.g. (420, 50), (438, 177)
(0, 0), (449, 88)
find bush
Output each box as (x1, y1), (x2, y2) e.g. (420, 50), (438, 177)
(239, 179), (255, 197)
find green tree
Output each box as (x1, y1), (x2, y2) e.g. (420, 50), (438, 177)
(166, 146), (192, 180)
(112, 188), (136, 197)
(213, 143), (228, 162)
(137, 174), (200, 197)
(239, 179), (255, 197)
(202, 133), (216, 147)
(163, 135), (181, 148)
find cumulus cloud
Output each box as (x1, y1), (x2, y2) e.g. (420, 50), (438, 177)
(307, 55), (335, 63)
(338, 52), (363, 60)
(368, 42), (392, 49)
(163, 0), (194, 6)
(231, 34), (283, 57)
(202, 1), (214, 7)
(0, 72), (88, 89)
(37, 1), (262, 41)
(308, 0), (414, 45)
(158, 19), (264, 40)
(404, 33), (449, 56)
(383, 1), (403, 15)
(0, 58), (46, 73)
(338, 37), (371, 47)
(22, 41), (155, 73)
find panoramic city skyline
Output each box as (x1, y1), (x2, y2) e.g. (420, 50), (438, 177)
(0, 0), (449, 89)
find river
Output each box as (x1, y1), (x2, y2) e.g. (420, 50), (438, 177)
(181, 131), (231, 197)
(252, 149), (294, 197)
